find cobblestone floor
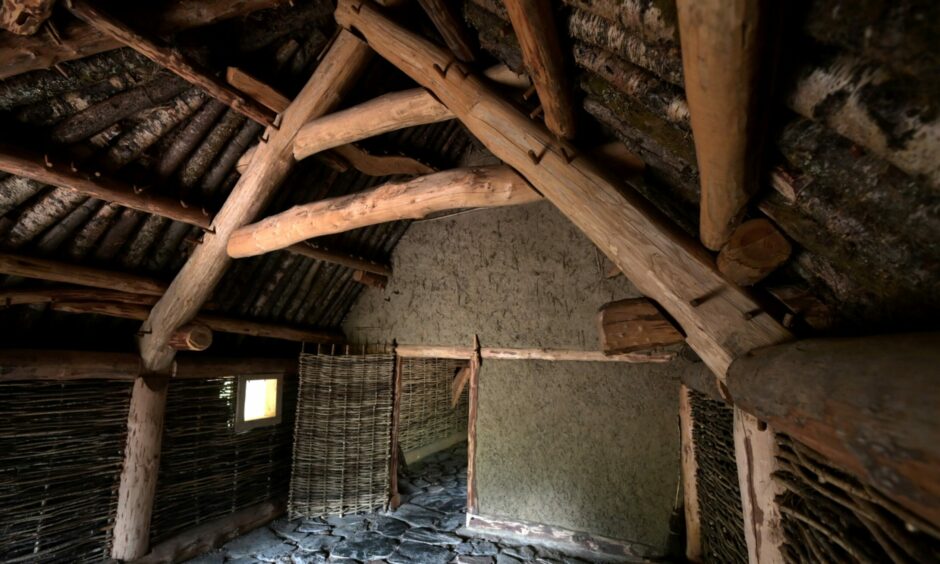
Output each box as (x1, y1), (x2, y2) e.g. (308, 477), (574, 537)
(188, 443), (591, 563)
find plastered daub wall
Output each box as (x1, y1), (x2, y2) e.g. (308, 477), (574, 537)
(344, 201), (686, 549)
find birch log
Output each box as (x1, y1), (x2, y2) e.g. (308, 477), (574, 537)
(228, 166), (541, 258)
(335, 0), (791, 378)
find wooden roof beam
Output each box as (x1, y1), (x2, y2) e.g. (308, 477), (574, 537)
(0, 252), (166, 295)
(335, 0), (791, 378)
(417, 0), (475, 62)
(64, 0), (277, 127)
(0, 146), (212, 229)
(227, 165), (541, 258)
(677, 0), (771, 250)
(0, 0), (288, 80)
(504, 0), (576, 139)
(285, 242), (392, 277)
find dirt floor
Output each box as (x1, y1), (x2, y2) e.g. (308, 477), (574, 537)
(188, 444), (597, 563)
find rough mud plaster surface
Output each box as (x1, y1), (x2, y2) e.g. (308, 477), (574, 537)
(344, 200), (683, 550)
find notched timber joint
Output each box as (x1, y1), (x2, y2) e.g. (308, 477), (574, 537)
(432, 59), (469, 79)
(689, 287), (723, 307)
(742, 308), (763, 321)
(527, 145), (549, 165)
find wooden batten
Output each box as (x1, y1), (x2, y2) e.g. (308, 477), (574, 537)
(504, 0), (575, 138)
(734, 408), (785, 564)
(395, 344), (675, 364)
(138, 29), (375, 375)
(676, 0), (768, 250)
(596, 298), (685, 354)
(679, 385), (702, 562)
(717, 219), (791, 286)
(335, 0), (791, 378)
(64, 0), (277, 127)
(285, 242), (392, 277)
(228, 166), (541, 258)
(0, 252), (167, 296)
(226, 67), (291, 113)
(417, 0), (475, 62)
(168, 323), (213, 352)
(352, 270), (389, 289)
(0, 146), (212, 229)
(727, 333), (940, 528)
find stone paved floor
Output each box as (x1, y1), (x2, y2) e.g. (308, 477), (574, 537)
(188, 443), (592, 563)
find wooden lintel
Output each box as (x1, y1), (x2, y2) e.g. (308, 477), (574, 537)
(335, 0), (791, 377)
(396, 344), (675, 364)
(0, 0), (288, 80)
(0, 146), (212, 229)
(504, 0), (576, 138)
(677, 0), (768, 250)
(228, 165), (541, 258)
(0, 252), (167, 296)
(65, 0), (277, 127)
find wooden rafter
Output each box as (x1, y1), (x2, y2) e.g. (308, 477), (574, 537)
(676, 0), (769, 250)
(416, 0), (475, 62)
(226, 66), (292, 113)
(0, 0), (287, 79)
(64, 0), (277, 127)
(228, 166), (541, 258)
(0, 252), (166, 295)
(0, 146), (212, 229)
(0, 285), (159, 306)
(285, 242), (392, 278)
(334, 0), (792, 377)
(503, 0), (576, 138)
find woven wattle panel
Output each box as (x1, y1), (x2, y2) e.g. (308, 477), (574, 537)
(0, 380), (131, 563)
(290, 353), (395, 518)
(775, 434), (940, 562)
(399, 357), (468, 453)
(689, 389), (748, 564)
(150, 376), (296, 544)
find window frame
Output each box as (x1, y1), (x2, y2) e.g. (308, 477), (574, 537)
(234, 373), (284, 432)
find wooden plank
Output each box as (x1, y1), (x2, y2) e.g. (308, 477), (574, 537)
(733, 407), (785, 564)
(0, 0), (54, 35)
(134, 499), (286, 564)
(112, 374), (170, 560)
(228, 166), (541, 257)
(0, 252), (167, 295)
(679, 384), (702, 562)
(388, 354), (403, 509)
(596, 298), (685, 354)
(676, 0), (767, 250)
(138, 29), (375, 374)
(64, 0), (277, 127)
(716, 218), (791, 286)
(503, 0), (575, 138)
(335, 0), (792, 378)
(466, 336), (481, 513)
(727, 333), (940, 528)
(286, 242), (392, 277)
(51, 301), (345, 345)
(226, 67), (291, 113)
(395, 344), (676, 363)
(0, 146), (212, 229)
(0, 0), (288, 79)
(417, 0), (475, 62)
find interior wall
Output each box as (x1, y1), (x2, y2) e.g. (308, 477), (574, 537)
(344, 201), (685, 550)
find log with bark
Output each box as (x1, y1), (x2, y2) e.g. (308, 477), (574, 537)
(560, 0), (678, 45)
(228, 166), (541, 258)
(0, 0), (54, 35)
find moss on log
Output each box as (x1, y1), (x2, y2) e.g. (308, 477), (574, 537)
(562, 0), (678, 44)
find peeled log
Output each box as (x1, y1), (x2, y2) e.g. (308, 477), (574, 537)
(716, 219), (791, 286)
(0, 252), (167, 295)
(228, 166), (541, 258)
(168, 323), (213, 351)
(676, 0), (767, 250)
(727, 333), (940, 528)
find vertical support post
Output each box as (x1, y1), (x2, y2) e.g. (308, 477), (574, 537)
(734, 407), (785, 564)
(111, 374), (170, 560)
(465, 335), (481, 514)
(679, 385), (702, 562)
(388, 353), (403, 509)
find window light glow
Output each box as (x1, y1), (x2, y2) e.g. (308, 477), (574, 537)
(243, 378), (278, 421)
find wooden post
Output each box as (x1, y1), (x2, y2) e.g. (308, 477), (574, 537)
(228, 166), (540, 258)
(733, 408), (785, 564)
(679, 385), (702, 562)
(716, 219), (791, 286)
(466, 336), (481, 513)
(334, 0), (792, 378)
(65, 0), (277, 127)
(727, 333), (940, 527)
(112, 374), (169, 561)
(388, 354), (403, 509)
(676, 0), (768, 250)
(168, 323), (213, 352)
(0, 146), (212, 229)
(503, 0), (575, 138)
(138, 29), (375, 374)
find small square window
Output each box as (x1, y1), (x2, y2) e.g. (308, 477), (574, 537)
(235, 374), (283, 432)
